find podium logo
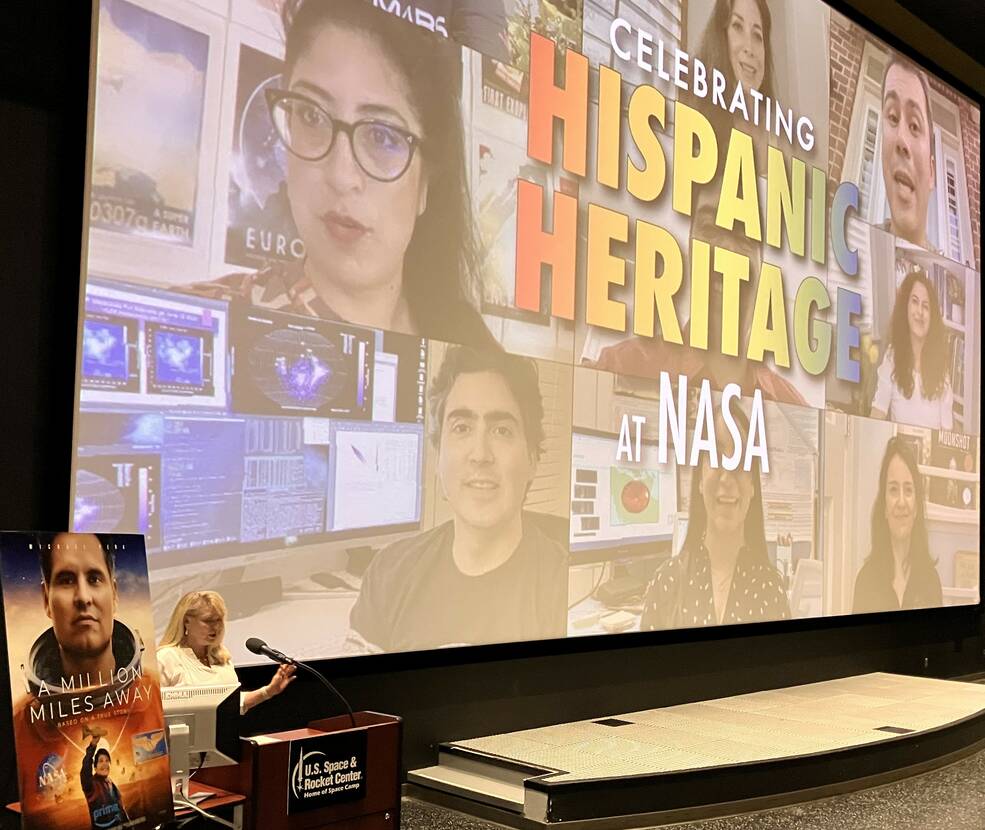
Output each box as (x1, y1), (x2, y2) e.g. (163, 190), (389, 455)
(291, 747), (364, 800)
(291, 749), (326, 799)
(287, 733), (367, 813)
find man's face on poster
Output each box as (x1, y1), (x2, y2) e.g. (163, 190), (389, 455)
(438, 371), (536, 533)
(42, 534), (118, 661)
(880, 62), (935, 246)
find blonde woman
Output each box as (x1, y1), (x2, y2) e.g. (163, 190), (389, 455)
(157, 591), (295, 714)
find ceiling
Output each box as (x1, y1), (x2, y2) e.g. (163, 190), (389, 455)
(898, 0), (984, 67)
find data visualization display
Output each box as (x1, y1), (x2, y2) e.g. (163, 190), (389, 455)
(74, 278), (427, 572)
(231, 307), (374, 418)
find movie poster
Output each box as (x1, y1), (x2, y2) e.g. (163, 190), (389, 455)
(90, 0), (208, 247)
(1, 532), (173, 829)
(225, 43), (304, 268)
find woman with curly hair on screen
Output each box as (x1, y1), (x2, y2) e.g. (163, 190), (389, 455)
(871, 270), (953, 429)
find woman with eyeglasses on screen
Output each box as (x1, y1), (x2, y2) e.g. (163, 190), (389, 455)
(852, 438), (943, 613)
(157, 591), (294, 714)
(641, 407), (790, 630)
(192, 0), (496, 349)
(870, 270), (953, 429)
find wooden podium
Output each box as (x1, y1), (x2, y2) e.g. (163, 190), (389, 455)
(196, 711), (401, 830)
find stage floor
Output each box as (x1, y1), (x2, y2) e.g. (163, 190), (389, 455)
(408, 673), (985, 826)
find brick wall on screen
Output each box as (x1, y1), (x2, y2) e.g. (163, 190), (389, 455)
(830, 15), (980, 271)
(828, 15), (864, 185)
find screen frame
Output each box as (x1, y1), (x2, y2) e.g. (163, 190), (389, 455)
(70, 0), (984, 673)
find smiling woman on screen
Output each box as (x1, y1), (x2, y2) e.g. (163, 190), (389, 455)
(852, 438), (942, 613)
(641, 407), (790, 630)
(686, 0), (777, 164)
(697, 0), (776, 98)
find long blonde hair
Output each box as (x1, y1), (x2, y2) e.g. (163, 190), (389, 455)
(158, 591), (232, 666)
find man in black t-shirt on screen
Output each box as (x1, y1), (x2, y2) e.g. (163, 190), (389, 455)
(349, 346), (568, 652)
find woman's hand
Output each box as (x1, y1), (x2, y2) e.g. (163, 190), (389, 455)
(267, 662), (296, 697)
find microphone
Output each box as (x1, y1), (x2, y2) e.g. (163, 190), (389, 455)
(245, 637), (294, 666)
(245, 637), (356, 728)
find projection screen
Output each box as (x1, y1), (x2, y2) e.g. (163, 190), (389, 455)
(72, 0), (981, 664)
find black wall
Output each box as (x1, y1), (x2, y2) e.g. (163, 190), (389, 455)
(0, 0), (982, 805)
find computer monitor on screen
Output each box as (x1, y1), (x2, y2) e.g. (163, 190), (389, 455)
(229, 304), (375, 419)
(74, 278), (428, 578)
(328, 420), (424, 533)
(161, 683), (240, 795)
(81, 277), (229, 410)
(569, 429), (677, 564)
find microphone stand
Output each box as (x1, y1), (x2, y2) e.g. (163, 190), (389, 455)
(247, 638), (357, 728)
(289, 658), (357, 729)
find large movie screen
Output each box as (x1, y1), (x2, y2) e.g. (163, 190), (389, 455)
(74, 0), (981, 663)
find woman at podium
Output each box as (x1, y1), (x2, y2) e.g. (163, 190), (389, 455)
(157, 591), (295, 713)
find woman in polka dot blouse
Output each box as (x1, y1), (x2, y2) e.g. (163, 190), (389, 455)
(641, 408), (791, 630)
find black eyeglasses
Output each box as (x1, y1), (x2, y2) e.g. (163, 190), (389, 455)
(265, 88), (422, 182)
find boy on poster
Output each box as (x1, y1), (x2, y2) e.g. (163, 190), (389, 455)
(82, 728), (130, 828)
(1, 532), (172, 830)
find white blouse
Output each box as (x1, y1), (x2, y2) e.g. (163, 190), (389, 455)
(157, 645), (246, 714)
(872, 348), (953, 430)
